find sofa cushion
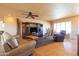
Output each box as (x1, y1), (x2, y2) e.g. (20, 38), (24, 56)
(7, 37), (19, 49)
(5, 40), (36, 56)
(18, 39), (29, 45)
(3, 33), (19, 52)
(4, 43), (12, 52)
(4, 38), (19, 52)
(3, 32), (13, 52)
(3, 32), (12, 44)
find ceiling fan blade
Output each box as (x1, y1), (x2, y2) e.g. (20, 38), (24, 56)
(33, 15), (39, 17)
(31, 16), (35, 19)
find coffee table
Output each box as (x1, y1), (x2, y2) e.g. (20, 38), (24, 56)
(26, 35), (38, 40)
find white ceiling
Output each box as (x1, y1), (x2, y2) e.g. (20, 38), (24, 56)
(0, 3), (79, 21)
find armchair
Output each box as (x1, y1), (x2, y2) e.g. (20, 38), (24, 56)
(53, 31), (66, 42)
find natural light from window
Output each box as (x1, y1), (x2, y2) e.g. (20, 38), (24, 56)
(54, 21), (71, 34)
(0, 21), (4, 31)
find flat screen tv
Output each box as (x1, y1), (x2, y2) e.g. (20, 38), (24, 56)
(30, 27), (38, 33)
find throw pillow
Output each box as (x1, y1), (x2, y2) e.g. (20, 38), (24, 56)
(7, 36), (19, 49)
(4, 43), (12, 52)
(2, 32), (12, 44)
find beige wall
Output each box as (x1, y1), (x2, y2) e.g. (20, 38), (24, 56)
(52, 16), (79, 39)
(4, 15), (17, 35)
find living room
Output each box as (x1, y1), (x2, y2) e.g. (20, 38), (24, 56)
(0, 3), (78, 56)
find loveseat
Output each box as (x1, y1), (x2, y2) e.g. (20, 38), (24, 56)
(0, 32), (36, 56)
(5, 39), (36, 56)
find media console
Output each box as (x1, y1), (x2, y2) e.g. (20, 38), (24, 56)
(22, 22), (43, 39)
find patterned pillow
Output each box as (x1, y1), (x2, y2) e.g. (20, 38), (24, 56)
(3, 32), (19, 52)
(4, 37), (19, 52)
(4, 43), (12, 52)
(7, 36), (19, 49)
(2, 32), (12, 44)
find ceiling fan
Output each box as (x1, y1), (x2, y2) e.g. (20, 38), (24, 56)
(24, 11), (39, 19)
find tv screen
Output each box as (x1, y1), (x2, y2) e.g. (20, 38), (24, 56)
(30, 27), (38, 33)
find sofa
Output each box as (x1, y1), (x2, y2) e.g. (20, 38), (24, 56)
(5, 39), (36, 56)
(35, 36), (54, 48)
(0, 32), (36, 56)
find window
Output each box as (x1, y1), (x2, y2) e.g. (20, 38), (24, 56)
(60, 22), (65, 30)
(0, 21), (4, 31)
(65, 21), (71, 34)
(54, 21), (71, 34)
(56, 23), (61, 33)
